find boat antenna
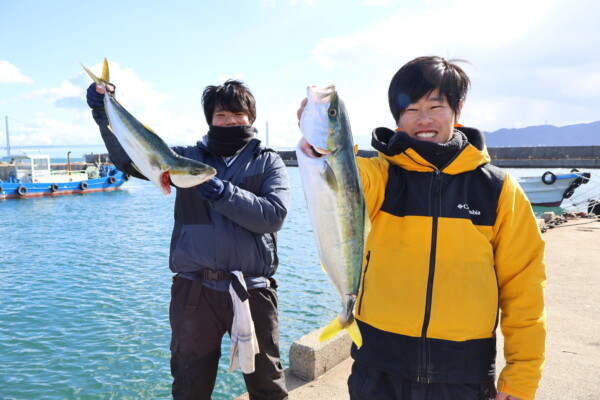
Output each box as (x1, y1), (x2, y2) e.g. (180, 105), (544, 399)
(5, 116), (10, 159)
(266, 120), (270, 147)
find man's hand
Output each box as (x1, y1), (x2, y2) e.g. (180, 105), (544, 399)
(197, 177), (224, 202)
(86, 82), (115, 109)
(495, 392), (521, 400)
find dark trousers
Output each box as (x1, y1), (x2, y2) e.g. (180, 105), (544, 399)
(169, 277), (288, 400)
(348, 360), (497, 400)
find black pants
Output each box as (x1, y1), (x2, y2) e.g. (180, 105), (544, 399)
(169, 277), (288, 400)
(348, 360), (497, 400)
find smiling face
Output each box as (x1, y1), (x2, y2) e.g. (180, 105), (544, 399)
(396, 89), (463, 144)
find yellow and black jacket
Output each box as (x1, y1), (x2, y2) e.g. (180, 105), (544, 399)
(353, 126), (546, 400)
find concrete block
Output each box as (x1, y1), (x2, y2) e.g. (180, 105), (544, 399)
(536, 218), (546, 230)
(289, 327), (353, 381)
(541, 212), (556, 222)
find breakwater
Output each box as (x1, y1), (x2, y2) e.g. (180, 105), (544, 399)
(279, 146), (600, 168)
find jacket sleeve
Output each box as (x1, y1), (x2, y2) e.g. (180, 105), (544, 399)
(492, 173), (547, 400)
(211, 153), (290, 234)
(356, 156), (389, 221)
(91, 108), (147, 180)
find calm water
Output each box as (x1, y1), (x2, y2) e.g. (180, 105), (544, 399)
(1, 167), (599, 400)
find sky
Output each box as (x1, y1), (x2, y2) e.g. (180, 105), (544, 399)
(1, 0), (599, 158)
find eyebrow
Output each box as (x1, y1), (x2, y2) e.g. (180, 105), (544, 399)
(427, 95), (444, 102)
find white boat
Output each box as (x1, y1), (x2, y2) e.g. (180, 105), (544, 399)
(519, 170), (590, 207)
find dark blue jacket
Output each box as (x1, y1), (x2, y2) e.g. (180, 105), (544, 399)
(92, 109), (290, 289)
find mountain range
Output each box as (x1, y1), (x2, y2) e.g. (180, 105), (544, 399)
(483, 120), (600, 148)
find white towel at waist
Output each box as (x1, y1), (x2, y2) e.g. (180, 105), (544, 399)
(229, 271), (259, 374)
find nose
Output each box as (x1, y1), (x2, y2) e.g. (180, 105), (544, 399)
(415, 109), (433, 124)
(224, 114), (239, 126)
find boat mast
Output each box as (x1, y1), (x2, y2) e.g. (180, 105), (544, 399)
(5, 116), (10, 158)
(265, 121), (270, 147)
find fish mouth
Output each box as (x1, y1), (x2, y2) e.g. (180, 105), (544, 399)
(299, 138), (331, 158)
(308, 85), (336, 105)
(161, 171), (172, 195)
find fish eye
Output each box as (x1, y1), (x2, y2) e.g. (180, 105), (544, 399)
(328, 108), (337, 117)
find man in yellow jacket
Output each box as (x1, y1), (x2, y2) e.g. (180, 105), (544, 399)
(300, 56), (546, 400)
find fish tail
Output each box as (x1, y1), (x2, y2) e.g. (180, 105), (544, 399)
(101, 58), (110, 82)
(80, 58), (110, 85)
(319, 315), (363, 349)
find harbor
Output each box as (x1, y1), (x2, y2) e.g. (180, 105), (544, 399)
(236, 214), (600, 400)
(1, 161), (599, 399)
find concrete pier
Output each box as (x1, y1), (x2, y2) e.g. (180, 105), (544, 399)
(235, 216), (600, 400)
(278, 146), (600, 168)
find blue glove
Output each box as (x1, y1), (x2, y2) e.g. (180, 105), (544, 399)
(197, 177), (224, 202)
(86, 82), (115, 109)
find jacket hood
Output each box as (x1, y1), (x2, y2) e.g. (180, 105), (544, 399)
(370, 126), (491, 174)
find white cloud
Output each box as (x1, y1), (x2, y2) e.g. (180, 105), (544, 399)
(20, 81), (82, 102)
(0, 60), (34, 84)
(314, 0), (557, 70)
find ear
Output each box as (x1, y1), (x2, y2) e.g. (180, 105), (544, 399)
(455, 100), (464, 123)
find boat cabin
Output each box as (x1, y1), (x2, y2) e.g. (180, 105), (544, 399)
(8, 154), (87, 184)
(10, 154), (51, 183)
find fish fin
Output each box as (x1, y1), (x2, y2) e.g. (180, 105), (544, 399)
(346, 318), (363, 348)
(101, 58), (110, 83)
(143, 123), (157, 134)
(321, 162), (338, 191)
(354, 144), (358, 155)
(80, 62), (102, 85)
(319, 316), (363, 349)
(319, 316), (343, 343)
(131, 162), (143, 175)
(81, 58), (110, 86)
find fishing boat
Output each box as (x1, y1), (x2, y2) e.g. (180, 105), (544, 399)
(0, 153), (128, 200)
(519, 169), (591, 207)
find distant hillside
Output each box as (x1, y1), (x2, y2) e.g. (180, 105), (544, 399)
(484, 121), (600, 147)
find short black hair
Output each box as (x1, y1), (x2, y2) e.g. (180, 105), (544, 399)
(202, 79), (256, 125)
(388, 56), (470, 122)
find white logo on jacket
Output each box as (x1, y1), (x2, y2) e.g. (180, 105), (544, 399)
(457, 203), (481, 215)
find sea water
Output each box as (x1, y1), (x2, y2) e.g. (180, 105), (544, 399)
(1, 167), (599, 400)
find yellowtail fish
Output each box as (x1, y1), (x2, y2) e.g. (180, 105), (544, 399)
(81, 59), (216, 195)
(296, 85), (370, 348)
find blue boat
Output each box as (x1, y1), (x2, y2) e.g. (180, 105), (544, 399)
(0, 153), (128, 199)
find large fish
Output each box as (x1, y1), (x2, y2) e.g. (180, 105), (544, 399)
(81, 59), (216, 195)
(296, 85), (369, 348)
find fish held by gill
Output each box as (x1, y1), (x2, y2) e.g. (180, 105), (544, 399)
(81, 58), (216, 195)
(296, 85), (370, 348)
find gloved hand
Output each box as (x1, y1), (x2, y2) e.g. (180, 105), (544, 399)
(197, 177), (224, 202)
(86, 82), (115, 109)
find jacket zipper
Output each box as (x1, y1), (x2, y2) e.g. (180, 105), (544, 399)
(418, 169), (443, 382)
(356, 251), (371, 316)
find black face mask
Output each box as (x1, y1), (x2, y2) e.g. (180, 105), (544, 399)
(206, 125), (255, 157)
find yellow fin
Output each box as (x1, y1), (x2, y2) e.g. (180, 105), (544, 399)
(319, 316), (363, 348)
(143, 123), (157, 133)
(346, 319), (363, 348)
(101, 58), (110, 82)
(131, 163), (143, 175)
(354, 144), (358, 155)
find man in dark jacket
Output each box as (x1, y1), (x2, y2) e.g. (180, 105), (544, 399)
(87, 79), (290, 400)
